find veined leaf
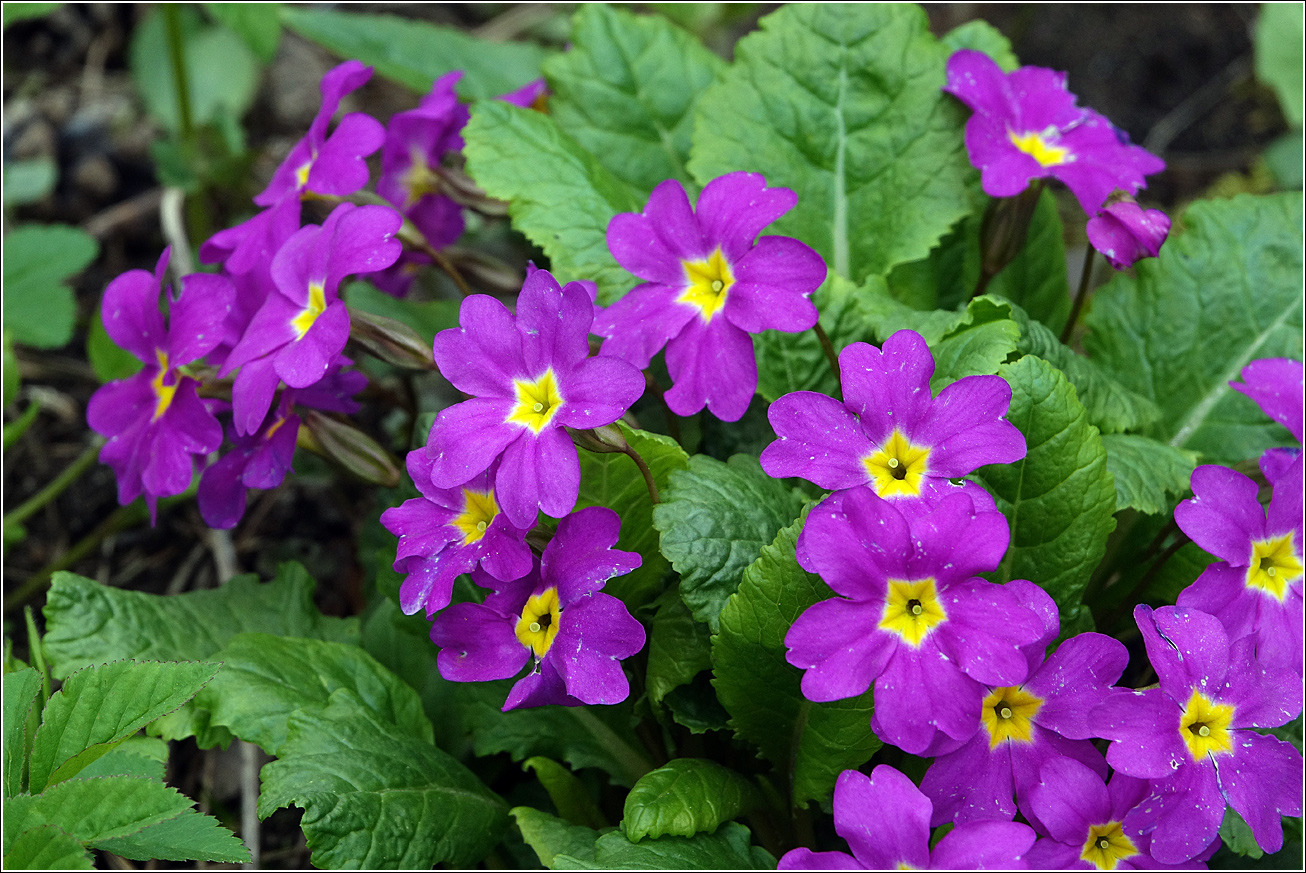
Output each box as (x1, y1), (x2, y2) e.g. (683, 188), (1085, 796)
(3, 668), (40, 797)
(941, 19), (1019, 72)
(622, 758), (760, 841)
(1101, 434), (1198, 516)
(555, 821), (774, 870)
(90, 807), (250, 863)
(512, 807), (599, 870)
(524, 757), (607, 829)
(644, 590), (712, 710)
(72, 736), (167, 782)
(2, 822), (92, 871)
(2, 225), (97, 350)
(986, 189), (1071, 334)
(11, 776), (193, 844)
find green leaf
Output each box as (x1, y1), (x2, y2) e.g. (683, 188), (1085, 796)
(86, 298), (145, 383)
(645, 591), (712, 709)
(2, 3), (61, 30)
(524, 757), (607, 829)
(986, 190), (1071, 334)
(1083, 193), (1304, 463)
(281, 7), (547, 100)
(13, 776), (194, 843)
(90, 807), (250, 863)
(2, 225), (98, 350)
(941, 19), (1019, 72)
(42, 563), (358, 675)
(1219, 806), (1264, 859)
(463, 100), (644, 305)
(1101, 434), (1198, 516)
(544, 3), (724, 193)
(28, 660), (219, 793)
(556, 821), (774, 870)
(3, 668), (40, 797)
(1265, 129), (1304, 189)
(687, 4), (975, 281)
(257, 690), (507, 869)
(1255, 2), (1304, 128)
(203, 2), (281, 60)
(196, 633), (431, 754)
(973, 355), (1117, 622)
(653, 454), (806, 631)
(456, 681), (653, 787)
(712, 512), (882, 808)
(2, 157), (57, 207)
(663, 674), (731, 734)
(885, 214), (980, 311)
(512, 807), (599, 870)
(72, 736), (167, 782)
(1009, 305), (1161, 434)
(754, 274), (871, 402)
(622, 759), (759, 841)
(1, 823), (92, 870)
(576, 422), (689, 609)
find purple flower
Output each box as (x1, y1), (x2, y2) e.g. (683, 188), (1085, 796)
(427, 269), (644, 529)
(921, 584), (1129, 830)
(88, 250), (233, 521)
(1024, 757), (1211, 870)
(595, 172), (826, 422)
(1174, 458), (1304, 674)
(199, 194), (302, 277)
(221, 203), (402, 435)
(777, 767), (1036, 870)
(428, 506), (644, 710)
(1086, 192), (1171, 270)
(760, 330), (1026, 507)
(498, 78), (548, 110)
(381, 451), (533, 618)
(1231, 358), (1304, 483)
(376, 70), (469, 253)
(943, 50), (1165, 214)
(1092, 605), (1304, 863)
(784, 487), (1045, 755)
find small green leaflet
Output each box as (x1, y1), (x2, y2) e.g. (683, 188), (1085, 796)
(512, 807), (599, 870)
(621, 758), (760, 841)
(554, 821), (774, 870)
(523, 757), (607, 829)
(2, 225), (98, 350)
(3, 668), (41, 797)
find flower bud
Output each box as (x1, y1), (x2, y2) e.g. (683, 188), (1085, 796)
(300, 409), (401, 487)
(346, 305), (436, 370)
(566, 424), (629, 455)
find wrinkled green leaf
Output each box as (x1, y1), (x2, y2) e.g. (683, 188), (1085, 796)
(688, 4), (975, 281)
(13, 776), (193, 843)
(885, 214), (980, 311)
(90, 807), (250, 863)
(257, 690), (506, 869)
(974, 356), (1117, 624)
(622, 759), (759, 841)
(712, 512), (882, 808)
(663, 674), (731, 734)
(464, 100), (643, 304)
(512, 807), (599, 870)
(2, 157), (57, 207)
(197, 633), (430, 754)
(942, 19), (1019, 72)
(645, 590), (712, 709)
(1083, 193), (1304, 463)
(555, 821), (774, 870)
(576, 422), (688, 609)
(1101, 434), (1197, 515)
(282, 6), (547, 99)
(545, 4), (724, 193)
(2, 225), (97, 350)
(204, 2), (281, 60)
(524, 757), (607, 829)
(653, 454), (806, 631)
(754, 274), (869, 402)
(1256, 3), (1304, 127)
(28, 660), (218, 793)
(3, 668), (40, 797)
(1, 823), (92, 870)
(986, 190), (1071, 334)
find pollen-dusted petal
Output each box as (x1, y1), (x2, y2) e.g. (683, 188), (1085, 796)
(785, 597), (894, 702)
(1233, 358), (1304, 443)
(503, 656), (581, 711)
(1030, 757), (1109, 846)
(101, 265), (168, 364)
(163, 380), (223, 455)
(606, 213), (691, 286)
(434, 295), (527, 398)
(544, 506), (641, 602)
(1216, 731), (1303, 856)
(967, 115), (1050, 197)
(795, 488), (906, 596)
(198, 449), (251, 531)
(551, 591), (645, 704)
(1175, 464), (1266, 565)
(1093, 687), (1188, 779)
(307, 111), (385, 196)
(935, 578), (1044, 686)
(1266, 455), (1304, 547)
(496, 425), (579, 527)
(517, 270), (594, 373)
(921, 732), (1017, 827)
(1086, 199), (1171, 270)
(231, 356), (281, 437)
(914, 374), (1026, 476)
(694, 171), (797, 263)
(88, 370), (155, 438)
(930, 819), (1035, 869)
(427, 398), (521, 488)
(776, 848), (861, 870)
(594, 282), (698, 369)
(874, 644), (984, 754)
(664, 315), (756, 422)
(168, 272), (235, 366)
(431, 601), (529, 682)
(555, 354), (646, 430)
(761, 391), (875, 491)
(1026, 631), (1129, 740)
(906, 492), (1010, 583)
(723, 236), (824, 334)
(274, 300), (350, 388)
(1135, 605), (1229, 703)
(837, 767), (932, 871)
(1126, 760), (1224, 865)
(838, 333), (935, 440)
(1054, 111), (1165, 213)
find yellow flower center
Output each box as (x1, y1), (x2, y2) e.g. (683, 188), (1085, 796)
(400, 147), (441, 208)
(450, 488), (498, 545)
(1079, 821), (1139, 870)
(1008, 129), (1071, 167)
(295, 159), (313, 190)
(291, 281), (327, 339)
(515, 587), (562, 658)
(506, 368), (564, 433)
(879, 578), (947, 647)
(1245, 534), (1303, 600)
(981, 685), (1043, 748)
(150, 349), (178, 421)
(862, 429), (931, 498)
(678, 247), (734, 321)
(1178, 689), (1235, 762)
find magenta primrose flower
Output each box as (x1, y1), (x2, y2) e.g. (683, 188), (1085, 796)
(761, 330), (1025, 508)
(1231, 357), (1304, 483)
(595, 172), (826, 422)
(1086, 193), (1171, 270)
(921, 581), (1128, 830)
(429, 506), (644, 710)
(381, 451), (533, 619)
(1024, 757), (1211, 870)
(88, 250), (233, 521)
(778, 766), (1036, 870)
(1174, 457), (1304, 674)
(784, 487), (1045, 755)
(943, 49), (1165, 214)
(221, 203), (402, 435)
(427, 269), (644, 529)
(1093, 605), (1304, 863)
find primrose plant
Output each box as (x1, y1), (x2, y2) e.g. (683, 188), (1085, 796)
(13, 4), (1302, 871)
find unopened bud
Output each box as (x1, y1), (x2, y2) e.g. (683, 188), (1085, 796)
(567, 423), (629, 455)
(434, 163), (509, 217)
(301, 409), (401, 487)
(445, 247), (525, 296)
(347, 306), (436, 371)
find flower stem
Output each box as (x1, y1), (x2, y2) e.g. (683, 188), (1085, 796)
(1060, 248), (1097, 345)
(3, 440), (103, 530)
(623, 444), (659, 505)
(162, 4), (194, 141)
(813, 321), (841, 399)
